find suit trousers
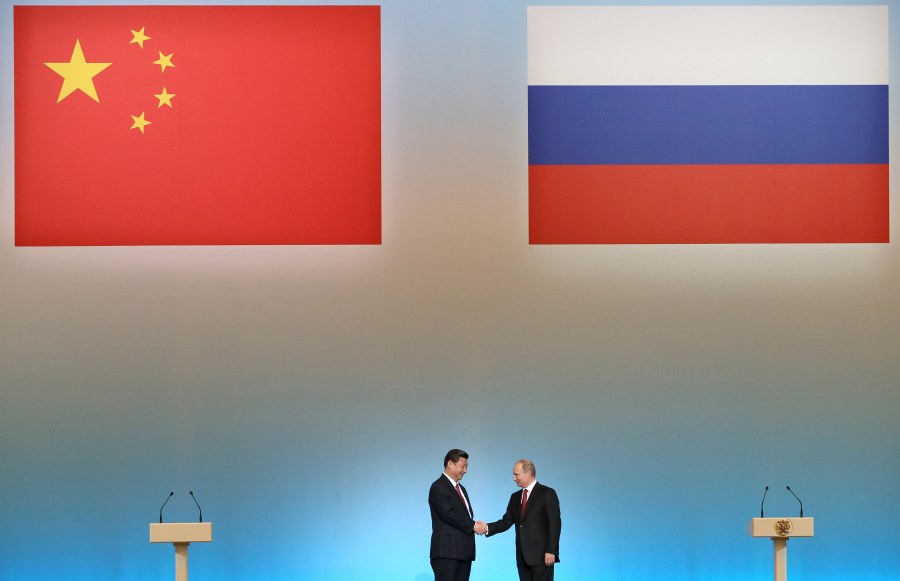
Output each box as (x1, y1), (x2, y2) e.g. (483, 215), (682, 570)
(431, 557), (472, 581)
(517, 562), (554, 581)
(515, 541), (554, 581)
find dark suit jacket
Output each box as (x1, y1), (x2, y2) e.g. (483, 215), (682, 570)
(486, 482), (561, 567)
(429, 474), (477, 561)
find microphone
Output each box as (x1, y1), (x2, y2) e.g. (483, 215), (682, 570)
(159, 491), (174, 523)
(189, 490), (203, 523)
(786, 485), (804, 517)
(759, 485), (769, 518)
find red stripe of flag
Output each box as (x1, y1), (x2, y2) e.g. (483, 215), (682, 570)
(529, 164), (889, 244)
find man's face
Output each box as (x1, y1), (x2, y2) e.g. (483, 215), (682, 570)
(446, 457), (468, 481)
(512, 462), (535, 488)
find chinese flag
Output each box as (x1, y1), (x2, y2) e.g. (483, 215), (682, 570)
(15, 6), (381, 245)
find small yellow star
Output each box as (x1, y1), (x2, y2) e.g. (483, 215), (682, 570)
(154, 51), (174, 73)
(153, 87), (176, 108)
(130, 112), (151, 134)
(44, 39), (111, 103)
(130, 27), (151, 49)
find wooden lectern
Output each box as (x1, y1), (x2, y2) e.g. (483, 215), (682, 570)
(150, 522), (212, 581)
(748, 517), (813, 581)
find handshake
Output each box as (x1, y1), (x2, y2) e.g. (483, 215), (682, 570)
(473, 521), (488, 535)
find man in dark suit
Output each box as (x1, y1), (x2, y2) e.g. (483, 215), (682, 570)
(429, 449), (486, 581)
(485, 459), (561, 581)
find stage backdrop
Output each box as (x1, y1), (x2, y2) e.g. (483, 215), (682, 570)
(1, 0), (899, 580)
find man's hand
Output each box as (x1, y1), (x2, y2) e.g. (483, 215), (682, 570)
(544, 553), (555, 567)
(474, 521), (488, 535)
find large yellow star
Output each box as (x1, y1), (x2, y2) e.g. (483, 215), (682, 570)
(130, 27), (151, 49)
(130, 112), (151, 134)
(44, 39), (111, 103)
(153, 87), (175, 108)
(154, 51), (174, 73)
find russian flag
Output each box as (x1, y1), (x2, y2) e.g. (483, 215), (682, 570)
(528, 6), (889, 244)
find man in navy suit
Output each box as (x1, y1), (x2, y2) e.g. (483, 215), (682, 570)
(485, 459), (561, 581)
(429, 449), (486, 581)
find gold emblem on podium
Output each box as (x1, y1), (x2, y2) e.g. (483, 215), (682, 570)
(774, 519), (793, 537)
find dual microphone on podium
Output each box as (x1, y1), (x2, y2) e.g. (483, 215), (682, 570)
(151, 491), (212, 581)
(751, 486), (812, 581)
(158, 490), (204, 523)
(759, 485), (804, 518)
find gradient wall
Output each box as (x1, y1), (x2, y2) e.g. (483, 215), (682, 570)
(1, 1), (899, 580)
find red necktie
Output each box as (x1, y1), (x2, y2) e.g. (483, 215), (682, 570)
(521, 488), (528, 516)
(457, 483), (472, 517)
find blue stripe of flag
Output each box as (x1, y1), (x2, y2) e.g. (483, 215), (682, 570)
(528, 85), (888, 165)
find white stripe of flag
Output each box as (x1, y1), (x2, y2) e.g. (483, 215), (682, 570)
(527, 6), (888, 86)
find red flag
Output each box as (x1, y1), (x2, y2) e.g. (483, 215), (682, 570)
(15, 6), (381, 245)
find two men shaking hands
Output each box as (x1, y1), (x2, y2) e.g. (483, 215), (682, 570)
(429, 449), (562, 581)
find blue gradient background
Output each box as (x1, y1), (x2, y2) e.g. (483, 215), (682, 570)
(1, 1), (899, 580)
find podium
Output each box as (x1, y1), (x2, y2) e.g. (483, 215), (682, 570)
(150, 522), (212, 581)
(748, 517), (813, 581)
